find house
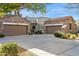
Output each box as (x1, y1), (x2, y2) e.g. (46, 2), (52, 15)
(26, 17), (50, 33)
(0, 15), (31, 36)
(44, 16), (77, 33)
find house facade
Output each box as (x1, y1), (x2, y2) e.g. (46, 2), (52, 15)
(26, 17), (50, 33)
(44, 16), (77, 33)
(0, 15), (77, 36)
(0, 15), (31, 36)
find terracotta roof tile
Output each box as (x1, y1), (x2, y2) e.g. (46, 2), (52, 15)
(0, 15), (30, 24)
(44, 16), (75, 24)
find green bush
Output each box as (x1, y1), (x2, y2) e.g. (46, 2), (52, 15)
(0, 34), (5, 38)
(54, 32), (63, 37)
(0, 42), (18, 56)
(54, 32), (77, 40)
(28, 32), (32, 35)
(35, 30), (42, 34)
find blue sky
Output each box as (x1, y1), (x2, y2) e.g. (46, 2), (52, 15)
(20, 3), (79, 21)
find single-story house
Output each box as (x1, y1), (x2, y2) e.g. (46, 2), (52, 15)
(44, 16), (77, 33)
(0, 15), (31, 36)
(26, 17), (50, 33)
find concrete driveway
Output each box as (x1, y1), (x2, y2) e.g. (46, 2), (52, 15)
(0, 34), (79, 56)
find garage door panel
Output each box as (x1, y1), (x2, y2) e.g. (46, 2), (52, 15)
(45, 26), (61, 33)
(4, 25), (28, 36)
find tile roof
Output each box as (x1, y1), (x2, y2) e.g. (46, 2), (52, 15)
(44, 16), (75, 24)
(0, 15), (30, 24)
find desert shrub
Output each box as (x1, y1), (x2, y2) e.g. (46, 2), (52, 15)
(54, 32), (78, 40)
(65, 33), (76, 39)
(66, 33), (71, 38)
(54, 32), (63, 37)
(71, 32), (78, 37)
(61, 34), (68, 39)
(0, 34), (5, 38)
(72, 36), (76, 39)
(75, 33), (78, 37)
(69, 34), (76, 39)
(0, 42), (18, 56)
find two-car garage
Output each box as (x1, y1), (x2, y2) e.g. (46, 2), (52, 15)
(0, 15), (31, 36)
(4, 24), (28, 36)
(45, 26), (62, 34)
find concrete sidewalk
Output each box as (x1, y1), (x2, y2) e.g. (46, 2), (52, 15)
(28, 48), (56, 56)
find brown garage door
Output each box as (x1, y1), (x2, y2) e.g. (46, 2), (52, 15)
(4, 25), (28, 36)
(45, 26), (61, 34)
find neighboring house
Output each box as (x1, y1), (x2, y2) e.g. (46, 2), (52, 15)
(26, 17), (50, 33)
(44, 16), (77, 33)
(0, 15), (31, 36)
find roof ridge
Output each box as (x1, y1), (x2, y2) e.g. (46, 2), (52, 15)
(51, 16), (72, 19)
(45, 16), (75, 23)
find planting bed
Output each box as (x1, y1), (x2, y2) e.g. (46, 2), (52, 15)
(17, 46), (36, 56)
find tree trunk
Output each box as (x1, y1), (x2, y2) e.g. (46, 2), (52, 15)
(9, 12), (12, 15)
(14, 10), (20, 16)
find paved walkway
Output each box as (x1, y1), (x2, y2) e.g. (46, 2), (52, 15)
(28, 48), (55, 56)
(0, 34), (79, 56)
